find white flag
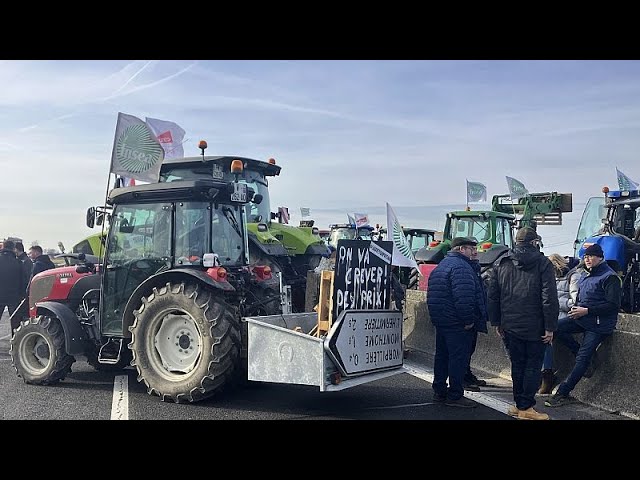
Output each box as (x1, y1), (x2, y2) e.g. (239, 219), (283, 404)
(505, 176), (529, 200)
(145, 117), (186, 159)
(386, 203), (418, 269)
(347, 213), (356, 225)
(466, 179), (487, 203)
(616, 167), (639, 191)
(354, 212), (370, 228)
(110, 112), (165, 183)
(300, 207), (311, 218)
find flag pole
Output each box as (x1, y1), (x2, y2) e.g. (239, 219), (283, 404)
(465, 180), (469, 210)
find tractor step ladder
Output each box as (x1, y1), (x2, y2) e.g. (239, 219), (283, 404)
(315, 270), (335, 337)
(98, 338), (124, 365)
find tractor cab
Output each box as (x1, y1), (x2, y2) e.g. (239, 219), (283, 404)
(327, 223), (375, 249)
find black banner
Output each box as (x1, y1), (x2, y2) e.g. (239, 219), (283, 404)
(333, 240), (393, 321)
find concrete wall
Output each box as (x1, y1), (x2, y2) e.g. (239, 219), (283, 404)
(404, 289), (640, 419)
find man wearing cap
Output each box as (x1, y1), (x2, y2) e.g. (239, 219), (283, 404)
(545, 242), (621, 408)
(427, 236), (488, 408)
(487, 226), (558, 420)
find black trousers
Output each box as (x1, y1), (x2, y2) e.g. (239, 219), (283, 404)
(0, 301), (20, 331)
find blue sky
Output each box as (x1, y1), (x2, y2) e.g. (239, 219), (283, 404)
(1, 60), (639, 255)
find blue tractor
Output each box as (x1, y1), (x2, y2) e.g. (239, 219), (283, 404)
(574, 187), (640, 313)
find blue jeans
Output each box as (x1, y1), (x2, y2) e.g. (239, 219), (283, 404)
(555, 316), (609, 397)
(503, 332), (546, 410)
(432, 327), (474, 401)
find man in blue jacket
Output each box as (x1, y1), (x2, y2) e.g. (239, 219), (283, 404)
(427, 237), (488, 408)
(545, 243), (621, 407)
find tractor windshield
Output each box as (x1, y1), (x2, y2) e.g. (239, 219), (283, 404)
(328, 227), (374, 248)
(449, 216), (492, 243)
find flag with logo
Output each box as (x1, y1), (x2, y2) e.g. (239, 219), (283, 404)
(354, 212), (370, 228)
(300, 207), (311, 218)
(110, 112), (165, 183)
(466, 180), (487, 203)
(506, 176), (529, 200)
(145, 117), (187, 159)
(616, 167), (639, 191)
(386, 203), (418, 269)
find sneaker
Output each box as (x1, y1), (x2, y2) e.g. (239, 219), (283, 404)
(463, 383), (481, 392)
(517, 407), (550, 420)
(445, 396), (477, 408)
(507, 405), (519, 417)
(465, 374), (487, 387)
(545, 393), (577, 408)
(432, 392), (447, 403)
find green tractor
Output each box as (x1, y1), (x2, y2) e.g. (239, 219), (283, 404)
(415, 191), (573, 274)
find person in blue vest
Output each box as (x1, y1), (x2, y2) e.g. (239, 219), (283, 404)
(427, 236), (488, 408)
(545, 243), (621, 407)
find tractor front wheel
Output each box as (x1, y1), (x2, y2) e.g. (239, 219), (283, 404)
(10, 315), (75, 385)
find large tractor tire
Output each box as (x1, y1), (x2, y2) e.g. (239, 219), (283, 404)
(129, 282), (241, 403)
(10, 315), (75, 385)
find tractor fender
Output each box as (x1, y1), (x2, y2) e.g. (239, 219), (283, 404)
(248, 234), (288, 257)
(121, 268), (236, 338)
(35, 301), (91, 356)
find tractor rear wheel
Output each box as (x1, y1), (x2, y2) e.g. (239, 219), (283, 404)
(10, 315), (75, 385)
(129, 282), (241, 403)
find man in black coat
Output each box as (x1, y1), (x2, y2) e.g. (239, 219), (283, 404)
(15, 242), (33, 297)
(28, 245), (56, 284)
(487, 227), (559, 420)
(0, 240), (23, 332)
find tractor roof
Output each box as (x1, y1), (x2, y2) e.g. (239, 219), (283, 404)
(449, 210), (515, 220)
(161, 156), (281, 177)
(108, 179), (251, 205)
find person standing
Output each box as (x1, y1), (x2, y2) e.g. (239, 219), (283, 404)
(15, 242), (33, 296)
(28, 245), (55, 284)
(545, 243), (621, 407)
(537, 254), (582, 394)
(487, 227), (558, 420)
(427, 236), (487, 408)
(0, 240), (24, 332)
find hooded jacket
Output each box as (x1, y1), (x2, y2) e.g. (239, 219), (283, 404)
(487, 244), (559, 341)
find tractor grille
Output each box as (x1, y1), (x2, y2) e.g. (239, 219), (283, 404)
(29, 276), (56, 308)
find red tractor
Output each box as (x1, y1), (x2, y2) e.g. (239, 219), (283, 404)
(10, 174), (280, 401)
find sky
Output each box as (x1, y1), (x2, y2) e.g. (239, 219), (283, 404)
(1, 60), (640, 257)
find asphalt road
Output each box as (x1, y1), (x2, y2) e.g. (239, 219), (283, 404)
(0, 311), (629, 421)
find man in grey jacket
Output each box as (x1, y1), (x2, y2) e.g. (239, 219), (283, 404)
(487, 227), (559, 420)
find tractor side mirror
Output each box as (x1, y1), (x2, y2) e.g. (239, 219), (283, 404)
(86, 207), (96, 228)
(253, 193), (263, 205)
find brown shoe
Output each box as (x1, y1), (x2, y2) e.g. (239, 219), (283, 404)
(517, 407), (550, 420)
(507, 405), (519, 417)
(537, 369), (554, 395)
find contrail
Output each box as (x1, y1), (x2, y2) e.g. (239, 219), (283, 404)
(107, 60), (155, 97)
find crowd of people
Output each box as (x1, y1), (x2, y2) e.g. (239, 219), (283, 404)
(426, 227), (622, 420)
(0, 240), (55, 332)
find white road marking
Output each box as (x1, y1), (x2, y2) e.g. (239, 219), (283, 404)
(0, 334), (11, 341)
(404, 361), (513, 415)
(111, 375), (129, 420)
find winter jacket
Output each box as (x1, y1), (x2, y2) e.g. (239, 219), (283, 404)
(0, 248), (23, 304)
(30, 254), (56, 281)
(16, 252), (33, 295)
(575, 260), (621, 335)
(556, 266), (582, 316)
(427, 251), (488, 332)
(487, 244), (559, 341)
